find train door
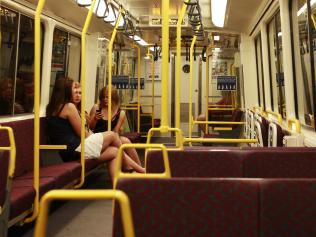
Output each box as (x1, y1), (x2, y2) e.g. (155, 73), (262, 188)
(175, 55), (199, 136)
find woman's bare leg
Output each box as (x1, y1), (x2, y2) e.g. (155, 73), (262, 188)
(196, 114), (207, 133)
(120, 136), (141, 165)
(99, 146), (145, 174)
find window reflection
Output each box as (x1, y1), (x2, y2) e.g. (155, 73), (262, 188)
(0, 7), (41, 116)
(294, 0), (315, 127)
(267, 11), (286, 118)
(50, 29), (80, 97)
(255, 34), (265, 108)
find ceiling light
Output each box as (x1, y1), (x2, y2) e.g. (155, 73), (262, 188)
(77, 0), (93, 7)
(129, 35), (149, 46)
(214, 35), (220, 41)
(211, 0), (227, 27)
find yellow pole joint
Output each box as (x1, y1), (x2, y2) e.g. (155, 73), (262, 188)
(288, 118), (301, 133)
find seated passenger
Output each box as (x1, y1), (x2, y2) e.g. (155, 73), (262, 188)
(46, 78), (145, 179)
(89, 86), (141, 166)
(196, 92), (232, 134)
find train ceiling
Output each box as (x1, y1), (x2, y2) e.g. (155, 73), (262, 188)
(20, 0), (270, 46)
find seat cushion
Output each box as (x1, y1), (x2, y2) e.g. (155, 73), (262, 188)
(114, 178), (259, 237)
(146, 150), (244, 178)
(260, 179), (316, 237)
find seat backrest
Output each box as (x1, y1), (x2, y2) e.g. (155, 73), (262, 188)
(0, 119), (34, 177)
(0, 151), (9, 208)
(243, 149), (316, 178)
(113, 178), (259, 237)
(146, 149), (244, 177)
(260, 179), (316, 237)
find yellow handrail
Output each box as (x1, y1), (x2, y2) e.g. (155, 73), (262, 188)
(189, 30), (198, 141)
(193, 121), (246, 125)
(161, 0), (169, 129)
(208, 108), (235, 111)
(208, 104), (233, 107)
(184, 138), (258, 144)
(113, 144), (171, 189)
(146, 127), (184, 150)
(205, 44), (213, 134)
(131, 43), (141, 133)
(39, 145), (67, 150)
(146, 47), (155, 128)
(175, 1), (188, 134)
(253, 106), (264, 115)
(266, 110), (283, 124)
(75, 0), (98, 190)
(108, 9), (123, 131)
(34, 190), (135, 237)
(25, 0), (47, 223)
(288, 118), (301, 133)
(147, 47), (155, 128)
(0, 126), (16, 178)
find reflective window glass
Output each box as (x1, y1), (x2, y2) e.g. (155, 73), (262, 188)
(293, 0), (316, 127)
(267, 11), (286, 117)
(50, 29), (80, 97)
(255, 34), (265, 108)
(0, 7), (42, 116)
(0, 7), (18, 116)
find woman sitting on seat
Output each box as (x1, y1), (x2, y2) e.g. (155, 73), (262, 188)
(89, 86), (141, 166)
(46, 78), (145, 179)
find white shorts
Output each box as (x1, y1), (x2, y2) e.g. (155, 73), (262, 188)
(75, 133), (103, 159)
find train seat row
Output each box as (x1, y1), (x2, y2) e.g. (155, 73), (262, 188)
(0, 118), (104, 227)
(146, 148), (316, 178)
(113, 177), (316, 237)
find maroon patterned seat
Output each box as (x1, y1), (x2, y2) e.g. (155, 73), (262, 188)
(122, 132), (141, 143)
(146, 149), (244, 177)
(260, 179), (316, 237)
(113, 178), (259, 237)
(0, 151), (9, 210)
(243, 149), (316, 178)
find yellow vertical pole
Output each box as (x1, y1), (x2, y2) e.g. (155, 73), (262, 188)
(147, 47), (155, 128)
(205, 45), (213, 134)
(108, 10), (123, 131)
(132, 44), (141, 133)
(74, 0), (97, 189)
(175, 3), (187, 142)
(189, 34), (197, 140)
(25, 0), (46, 223)
(161, 0), (169, 132)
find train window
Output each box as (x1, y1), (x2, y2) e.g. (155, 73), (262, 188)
(255, 34), (265, 109)
(0, 7), (43, 116)
(291, 0), (316, 128)
(267, 11), (286, 118)
(50, 28), (81, 96)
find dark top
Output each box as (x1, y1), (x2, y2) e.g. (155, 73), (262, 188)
(47, 116), (80, 162)
(93, 109), (121, 133)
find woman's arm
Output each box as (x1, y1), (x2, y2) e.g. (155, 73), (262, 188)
(89, 104), (100, 130)
(65, 103), (90, 138)
(113, 110), (126, 133)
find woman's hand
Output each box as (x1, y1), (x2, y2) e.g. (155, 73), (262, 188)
(94, 109), (102, 120)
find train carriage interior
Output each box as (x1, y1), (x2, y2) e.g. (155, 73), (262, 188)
(1, 0), (316, 236)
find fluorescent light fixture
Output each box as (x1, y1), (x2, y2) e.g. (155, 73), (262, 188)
(211, 0), (227, 27)
(214, 35), (220, 41)
(77, 0), (92, 7)
(129, 35), (149, 46)
(297, 0), (316, 16)
(98, 37), (109, 41)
